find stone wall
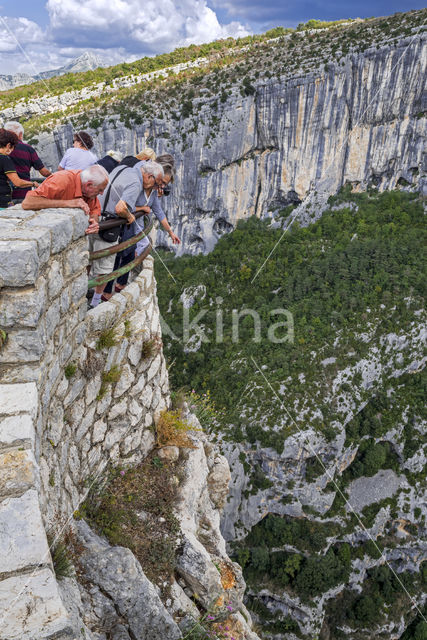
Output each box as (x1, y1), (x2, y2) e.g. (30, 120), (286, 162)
(0, 205), (169, 639)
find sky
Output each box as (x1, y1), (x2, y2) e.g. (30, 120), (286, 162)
(0, 0), (425, 76)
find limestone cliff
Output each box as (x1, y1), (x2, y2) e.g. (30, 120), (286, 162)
(17, 11), (426, 255)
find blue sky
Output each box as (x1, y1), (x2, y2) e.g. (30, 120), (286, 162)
(0, 0), (425, 75)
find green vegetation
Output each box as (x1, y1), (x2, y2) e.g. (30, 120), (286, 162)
(47, 532), (75, 579)
(323, 563), (426, 635)
(155, 190), (425, 453)
(96, 326), (118, 350)
(97, 365), (122, 399)
(80, 458), (181, 595)
(64, 363), (77, 379)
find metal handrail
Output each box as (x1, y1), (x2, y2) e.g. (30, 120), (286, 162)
(87, 240), (152, 289)
(89, 219), (153, 261)
(87, 213), (154, 289)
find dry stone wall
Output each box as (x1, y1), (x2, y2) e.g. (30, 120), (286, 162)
(0, 205), (170, 639)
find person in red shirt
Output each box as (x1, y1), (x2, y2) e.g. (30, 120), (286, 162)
(4, 121), (51, 202)
(22, 165), (108, 234)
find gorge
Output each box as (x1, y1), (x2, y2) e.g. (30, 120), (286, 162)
(0, 8), (426, 640)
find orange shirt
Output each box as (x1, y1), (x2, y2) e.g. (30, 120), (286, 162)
(32, 170), (101, 217)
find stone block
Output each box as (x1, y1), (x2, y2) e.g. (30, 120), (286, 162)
(0, 324), (46, 364)
(104, 423), (129, 450)
(0, 277), (46, 328)
(71, 271), (88, 304)
(121, 282), (140, 306)
(60, 286), (71, 314)
(0, 414), (35, 450)
(75, 405), (96, 442)
(85, 373), (102, 406)
(138, 383), (153, 409)
(97, 389), (112, 414)
(0, 382), (38, 417)
(0, 208), (34, 219)
(0, 489), (49, 573)
(128, 335), (143, 366)
(47, 259), (64, 299)
(86, 301), (116, 333)
(26, 211), (74, 253)
(129, 399), (143, 425)
(92, 419), (107, 444)
(113, 364), (135, 398)
(0, 240), (39, 287)
(0, 227), (51, 265)
(71, 210), (90, 239)
(45, 298), (61, 339)
(108, 399), (127, 421)
(140, 266), (153, 289)
(64, 239), (89, 276)
(109, 292), (127, 315)
(0, 568), (71, 639)
(0, 449), (37, 496)
(63, 377), (85, 406)
(146, 354), (161, 382)
(158, 446), (180, 462)
(130, 373), (146, 396)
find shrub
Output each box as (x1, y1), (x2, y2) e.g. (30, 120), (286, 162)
(155, 409), (198, 448)
(96, 327), (118, 350)
(64, 363), (77, 379)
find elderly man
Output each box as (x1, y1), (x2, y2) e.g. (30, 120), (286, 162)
(4, 121), (51, 203)
(22, 165), (109, 235)
(86, 160), (164, 307)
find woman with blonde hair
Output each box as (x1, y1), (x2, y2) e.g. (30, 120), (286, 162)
(120, 147), (156, 168)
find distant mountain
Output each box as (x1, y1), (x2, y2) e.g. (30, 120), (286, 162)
(0, 52), (104, 91)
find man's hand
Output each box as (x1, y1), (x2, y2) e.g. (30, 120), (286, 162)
(169, 231), (181, 244)
(67, 198), (90, 215)
(86, 217), (99, 235)
(126, 212), (136, 225)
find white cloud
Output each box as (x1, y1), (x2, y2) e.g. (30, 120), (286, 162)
(1, 0), (250, 75)
(0, 16), (45, 53)
(46, 0), (250, 51)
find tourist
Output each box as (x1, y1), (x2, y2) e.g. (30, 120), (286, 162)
(119, 147), (156, 168)
(96, 150), (122, 173)
(58, 131), (97, 171)
(4, 121), (51, 203)
(0, 129), (38, 209)
(102, 155), (179, 300)
(22, 164), (108, 235)
(88, 160), (164, 307)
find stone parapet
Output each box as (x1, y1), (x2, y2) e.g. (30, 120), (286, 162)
(0, 207), (170, 638)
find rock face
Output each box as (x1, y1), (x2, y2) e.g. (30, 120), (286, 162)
(57, 420), (260, 640)
(31, 30), (426, 255)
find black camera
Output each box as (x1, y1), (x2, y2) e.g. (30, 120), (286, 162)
(163, 187), (171, 196)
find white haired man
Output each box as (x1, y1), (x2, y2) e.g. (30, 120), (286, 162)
(4, 121), (51, 203)
(88, 159), (165, 307)
(22, 165), (109, 235)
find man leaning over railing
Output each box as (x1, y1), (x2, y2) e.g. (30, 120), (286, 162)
(88, 160), (165, 308)
(22, 165), (109, 234)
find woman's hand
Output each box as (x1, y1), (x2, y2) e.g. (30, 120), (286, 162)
(169, 231), (181, 244)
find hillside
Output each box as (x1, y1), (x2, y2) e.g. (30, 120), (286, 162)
(154, 188), (426, 638)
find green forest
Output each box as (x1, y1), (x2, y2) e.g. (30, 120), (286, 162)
(155, 189), (425, 451)
(155, 188), (426, 638)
